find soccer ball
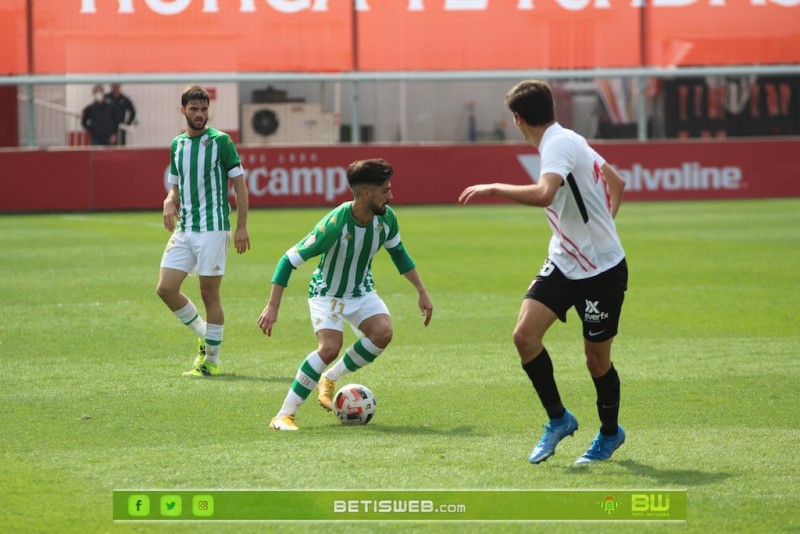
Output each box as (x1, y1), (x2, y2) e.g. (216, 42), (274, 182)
(333, 384), (377, 425)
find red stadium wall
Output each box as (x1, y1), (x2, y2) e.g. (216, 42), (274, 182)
(1, 140), (798, 213)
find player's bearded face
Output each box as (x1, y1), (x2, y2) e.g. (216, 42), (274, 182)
(368, 181), (392, 215)
(182, 100), (209, 132)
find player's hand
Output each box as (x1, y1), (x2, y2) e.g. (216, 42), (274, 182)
(235, 227), (250, 254)
(458, 184), (494, 205)
(257, 304), (278, 336)
(162, 201), (178, 232)
(418, 292), (433, 327)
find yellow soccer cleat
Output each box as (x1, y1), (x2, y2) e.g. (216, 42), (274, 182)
(269, 415), (299, 431)
(182, 359), (219, 377)
(193, 338), (206, 368)
(316, 375), (336, 411)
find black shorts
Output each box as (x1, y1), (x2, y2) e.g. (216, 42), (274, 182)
(524, 258), (628, 343)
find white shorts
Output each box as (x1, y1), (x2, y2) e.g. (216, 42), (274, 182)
(160, 230), (231, 276)
(308, 292), (390, 334)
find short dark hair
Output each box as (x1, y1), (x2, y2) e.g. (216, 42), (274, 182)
(347, 159), (393, 188)
(181, 85), (210, 107)
(505, 80), (555, 127)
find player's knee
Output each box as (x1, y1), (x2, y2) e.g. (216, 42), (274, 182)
(512, 328), (531, 353)
(369, 328), (393, 349)
(317, 345), (342, 364)
(155, 283), (174, 302)
(584, 354), (610, 376)
(199, 287), (219, 306)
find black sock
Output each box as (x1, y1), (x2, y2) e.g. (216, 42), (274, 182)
(522, 348), (565, 420)
(593, 365), (620, 435)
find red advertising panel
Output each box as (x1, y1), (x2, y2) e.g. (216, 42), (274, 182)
(17, 2), (800, 73)
(0, 0), (28, 75)
(32, 1), (352, 74)
(1, 141), (798, 213)
(647, 1), (800, 67)
(1, 149), (93, 211)
(356, 2), (642, 70)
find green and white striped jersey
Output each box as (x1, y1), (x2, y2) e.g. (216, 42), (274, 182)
(280, 202), (414, 299)
(168, 127), (243, 232)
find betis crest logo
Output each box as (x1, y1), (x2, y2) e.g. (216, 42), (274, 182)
(598, 496), (620, 515)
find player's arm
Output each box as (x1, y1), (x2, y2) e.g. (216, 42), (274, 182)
(257, 218), (337, 336)
(458, 173), (562, 207)
(384, 228), (432, 326)
(230, 173), (250, 254)
(602, 162), (625, 218)
(257, 283), (284, 337)
(162, 184), (180, 232)
(402, 268), (433, 327)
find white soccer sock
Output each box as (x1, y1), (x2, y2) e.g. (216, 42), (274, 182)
(277, 351), (327, 417)
(323, 337), (384, 381)
(174, 300), (207, 338)
(204, 323), (223, 364)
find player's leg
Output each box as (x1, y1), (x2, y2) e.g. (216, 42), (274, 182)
(157, 231), (208, 364)
(317, 294), (391, 410)
(575, 259), (628, 464)
(183, 232), (230, 377)
(575, 336), (625, 464)
(270, 328), (343, 431)
(518, 299), (579, 463)
(197, 274), (223, 367)
(522, 262), (579, 464)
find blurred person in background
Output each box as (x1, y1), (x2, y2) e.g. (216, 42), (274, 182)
(81, 84), (117, 146)
(106, 83), (137, 146)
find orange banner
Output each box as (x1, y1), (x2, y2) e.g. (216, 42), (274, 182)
(6, 1), (800, 74)
(32, 1), (353, 74)
(0, 0), (28, 75)
(646, 1), (800, 67)
(357, 2), (642, 70)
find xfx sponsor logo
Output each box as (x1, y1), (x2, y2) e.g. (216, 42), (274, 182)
(584, 299), (608, 322)
(620, 162), (743, 193)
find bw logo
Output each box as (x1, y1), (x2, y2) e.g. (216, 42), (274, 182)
(631, 494), (670, 513)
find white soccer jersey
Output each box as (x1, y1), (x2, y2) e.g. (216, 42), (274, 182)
(538, 122), (625, 280)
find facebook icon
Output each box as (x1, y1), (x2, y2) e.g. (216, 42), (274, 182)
(128, 495), (150, 516)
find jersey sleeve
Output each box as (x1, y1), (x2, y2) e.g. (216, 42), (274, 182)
(381, 207), (415, 274)
(540, 135), (576, 181)
(589, 144), (606, 168)
(285, 210), (342, 268)
(167, 138), (180, 185)
(383, 206), (402, 249)
(221, 134), (244, 177)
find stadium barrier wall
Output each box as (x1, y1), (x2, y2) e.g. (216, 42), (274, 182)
(1, 139), (798, 212)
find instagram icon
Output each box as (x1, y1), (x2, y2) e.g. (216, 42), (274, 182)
(192, 495), (214, 517)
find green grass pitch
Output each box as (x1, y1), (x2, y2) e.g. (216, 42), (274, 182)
(1, 199), (798, 533)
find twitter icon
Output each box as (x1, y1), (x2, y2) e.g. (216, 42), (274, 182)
(160, 495), (182, 517)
